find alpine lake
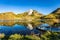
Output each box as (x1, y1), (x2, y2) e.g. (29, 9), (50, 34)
(0, 20), (60, 36)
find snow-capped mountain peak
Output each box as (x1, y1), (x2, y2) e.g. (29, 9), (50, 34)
(28, 9), (33, 15)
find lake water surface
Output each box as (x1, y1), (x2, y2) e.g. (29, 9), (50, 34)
(0, 22), (60, 36)
(0, 24), (40, 35)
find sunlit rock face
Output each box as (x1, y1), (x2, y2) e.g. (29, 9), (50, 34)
(28, 9), (33, 15)
(27, 23), (33, 30)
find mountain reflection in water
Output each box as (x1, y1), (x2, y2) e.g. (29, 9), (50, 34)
(0, 24), (40, 35)
(0, 21), (60, 36)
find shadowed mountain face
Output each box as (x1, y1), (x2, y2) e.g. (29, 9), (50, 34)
(51, 8), (60, 14)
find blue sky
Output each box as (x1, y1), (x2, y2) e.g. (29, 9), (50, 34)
(0, 0), (60, 14)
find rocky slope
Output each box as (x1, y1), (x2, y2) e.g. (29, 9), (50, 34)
(42, 8), (60, 25)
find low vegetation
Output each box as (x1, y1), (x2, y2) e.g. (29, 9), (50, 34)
(0, 31), (60, 40)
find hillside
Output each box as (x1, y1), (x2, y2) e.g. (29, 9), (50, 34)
(17, 9), (43, 21)
(0, 12), (17, 26)
(42, 8), (60, 26)
(0, 12), (17, 20)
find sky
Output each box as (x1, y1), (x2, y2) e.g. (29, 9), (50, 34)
(0, 0), (60, 14)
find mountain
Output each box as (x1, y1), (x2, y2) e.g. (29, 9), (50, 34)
(0, 10), (43, 25)
(28, 9), (33, 15)
(51, 8), (60, 14)
(51, 8), (60, 19)
(0, 12), (17, 26)
(28, 9), (43, 16)
(0, 9), (43, 22)
(42, 8), (60, 25)
(17, 9), (43, 16)
(0, 12), (16, 20)
(17, 9), (43, 21)
(0, 8), (60, 26)
(43, 8), (60, 19)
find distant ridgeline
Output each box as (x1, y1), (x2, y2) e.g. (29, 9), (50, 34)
(0, 8), (60, 26)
